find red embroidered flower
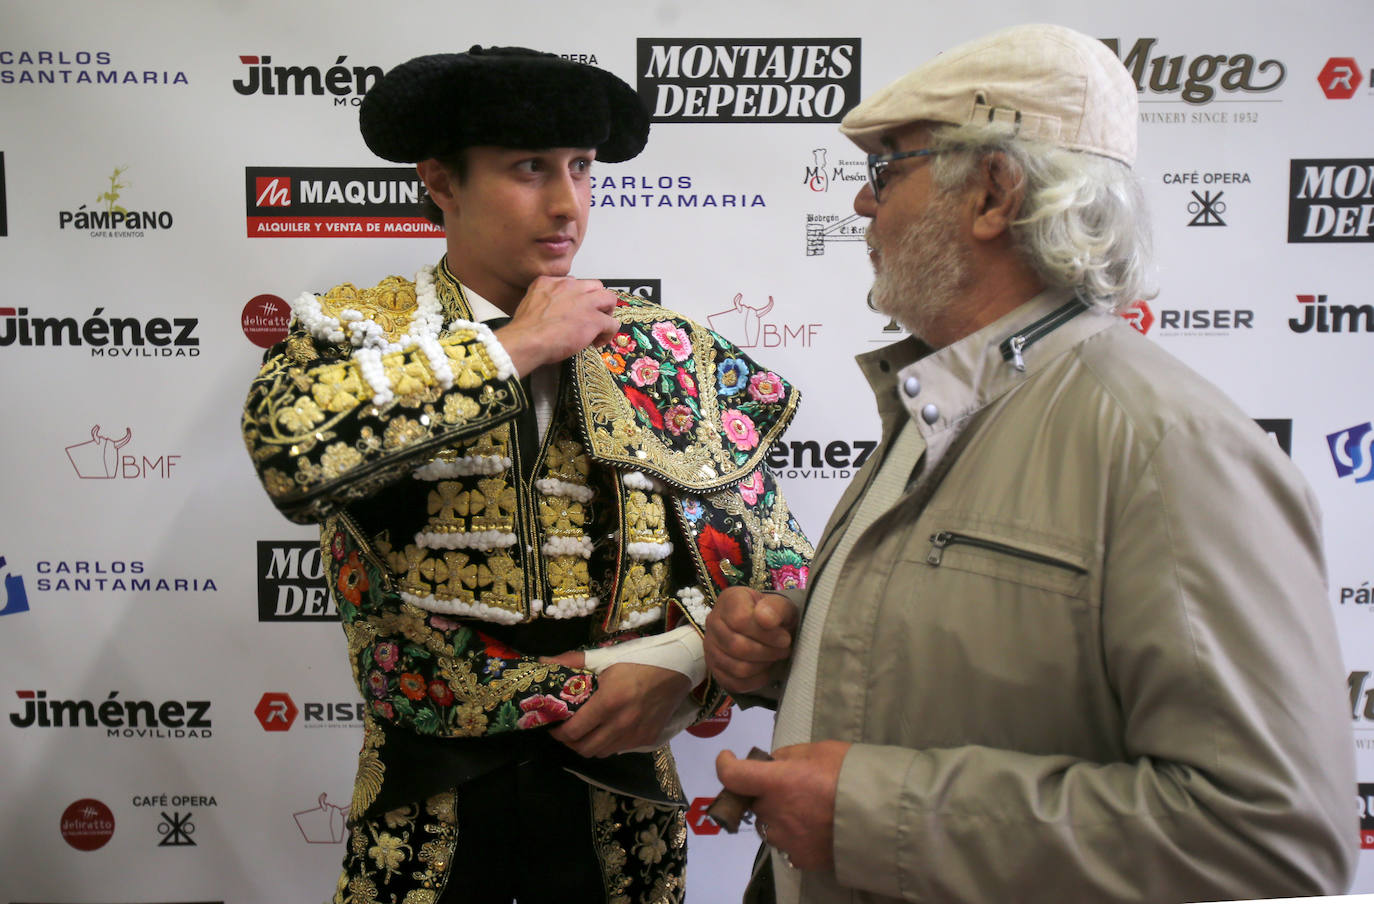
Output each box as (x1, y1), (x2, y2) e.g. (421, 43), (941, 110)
(336, 551), (370, 605)
(560, 674), (593, 704)
(601, 351), (627, 375)
(676, 370), (698, 397)
(398, 672), (427, 701)
(516, 694), (572, 729)
(371, 700), (395, 720)
(623, 385), (664, 429)
(477, 631), (521, 661)
(428, 679), (455, 707)
(698, 524), (744, 590)
(611, 332), (637, 356)
(330, 530), (347, 561)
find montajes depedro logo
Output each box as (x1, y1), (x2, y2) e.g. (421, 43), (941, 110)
(637, 39), (860, 123)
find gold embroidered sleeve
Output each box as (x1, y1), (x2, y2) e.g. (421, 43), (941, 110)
(242, 327), (525, 524)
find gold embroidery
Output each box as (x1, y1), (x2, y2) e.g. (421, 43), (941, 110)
(319, 278), (421, 344)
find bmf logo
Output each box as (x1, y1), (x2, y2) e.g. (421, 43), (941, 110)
(1327, 422), (1374, 482)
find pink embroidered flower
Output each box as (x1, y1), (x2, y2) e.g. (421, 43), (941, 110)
(738, 470), (765, 505)
(371, 700), (395, 720)
(559, 674), (593, 705)
(330, 531), (347, 561)
(516, 694), (572, 729)
(664, 404), (695, 436)
(372, 642), (400, 672)
(747, 371), (785, 403)
(628, 356), (661, 388)
(651, 321), (693, 362)
(428, 615), (461, 633)
(770, 564), (809, 590)
(611, 332), (637, 356)
(676, 370), (698, 397)
(721, 409), (760, 451)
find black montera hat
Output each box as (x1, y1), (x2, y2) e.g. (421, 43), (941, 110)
(359, 45), (650, 163)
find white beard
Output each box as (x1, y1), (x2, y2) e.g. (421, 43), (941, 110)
(868, 191), (972, 344)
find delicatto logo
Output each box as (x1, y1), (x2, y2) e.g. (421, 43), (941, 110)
(0, 50), (188, 86)
(637, 39), (860, 122)
(245, 166), (442, 237)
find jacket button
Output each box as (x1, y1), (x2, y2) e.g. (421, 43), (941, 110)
(902, 376), (921, 397)
(921, 404), (939, 424)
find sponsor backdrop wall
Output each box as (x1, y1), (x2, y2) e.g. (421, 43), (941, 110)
(3, 1), (1373, 901)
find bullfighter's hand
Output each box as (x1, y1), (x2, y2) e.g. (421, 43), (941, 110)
(496, 275), (619, 376)
(715, 741), (852, 871)
(544, 651), (692, 758)
(704, 586), (798, 694)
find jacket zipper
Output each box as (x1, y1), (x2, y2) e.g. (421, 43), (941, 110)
(998, 298), (1090, 372)
(926, 530), (1087, 573)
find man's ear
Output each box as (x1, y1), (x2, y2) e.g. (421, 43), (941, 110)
(969, 152), (1024, 242)
(417, 159), (457, 216)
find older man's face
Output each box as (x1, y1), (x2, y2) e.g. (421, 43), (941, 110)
(855, 124), (973, 345)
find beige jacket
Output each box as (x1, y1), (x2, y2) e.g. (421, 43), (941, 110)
(755, 295), (1356, 903)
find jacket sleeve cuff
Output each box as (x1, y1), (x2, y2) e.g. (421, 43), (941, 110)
(832, 743), (925, 901)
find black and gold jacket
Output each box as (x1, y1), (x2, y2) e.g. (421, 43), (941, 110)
(242, 259), (812, 819)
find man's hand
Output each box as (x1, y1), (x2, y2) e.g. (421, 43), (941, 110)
(715, 741), (851, 871)
(544, 651), (692, 758)
(496, 276), (619, 376)
(704, 586), (798, 694)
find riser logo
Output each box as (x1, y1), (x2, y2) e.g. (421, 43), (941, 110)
(638, 39), (860, 123)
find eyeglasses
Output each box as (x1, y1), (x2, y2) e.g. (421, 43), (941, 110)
(866, 148), (940, 202)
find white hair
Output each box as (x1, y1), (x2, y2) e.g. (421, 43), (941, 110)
(927, 123), (1156, 311)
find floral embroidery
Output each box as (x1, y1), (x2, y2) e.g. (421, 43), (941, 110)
(738, 470), (764, 505)
(398, 672), (427, 701)
(747, 370), (786, 403)
(602, 351), (627, 374)
(623, 385), (664, 429)
(516, 694), (572, 728)
(721, 409), (760, 451)
(560, 674), (593, 704)
(697, 524), (743, 590)
(663, 404), (694, 436)
(627, 356), (660, 387)
(373, 642), (400, 671)
(716, 358), (749, 397)
(650, 321), (693, 362)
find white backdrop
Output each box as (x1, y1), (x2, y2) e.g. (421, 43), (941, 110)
(3, 1), (1373, 901)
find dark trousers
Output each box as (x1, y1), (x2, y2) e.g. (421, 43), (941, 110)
(438, 757), (608, 903)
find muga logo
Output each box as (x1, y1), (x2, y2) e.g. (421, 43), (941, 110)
(638, 39), (860, 122)
(245, 166), (441, 237)
(1100, 37), (1285, 105)
(1288, 160), (1374, 242)
(232, 55), (384, 106)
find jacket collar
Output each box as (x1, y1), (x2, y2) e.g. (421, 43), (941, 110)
(856, 289), (1118, 440)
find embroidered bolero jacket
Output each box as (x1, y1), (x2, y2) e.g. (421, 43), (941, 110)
(241, 259), (812, 813)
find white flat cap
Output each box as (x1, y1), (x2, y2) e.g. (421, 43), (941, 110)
(840, 23), (1137, 167)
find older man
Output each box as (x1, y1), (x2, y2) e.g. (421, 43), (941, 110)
(706, 23), (1355, 904)
(242, 46), (811, 904)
